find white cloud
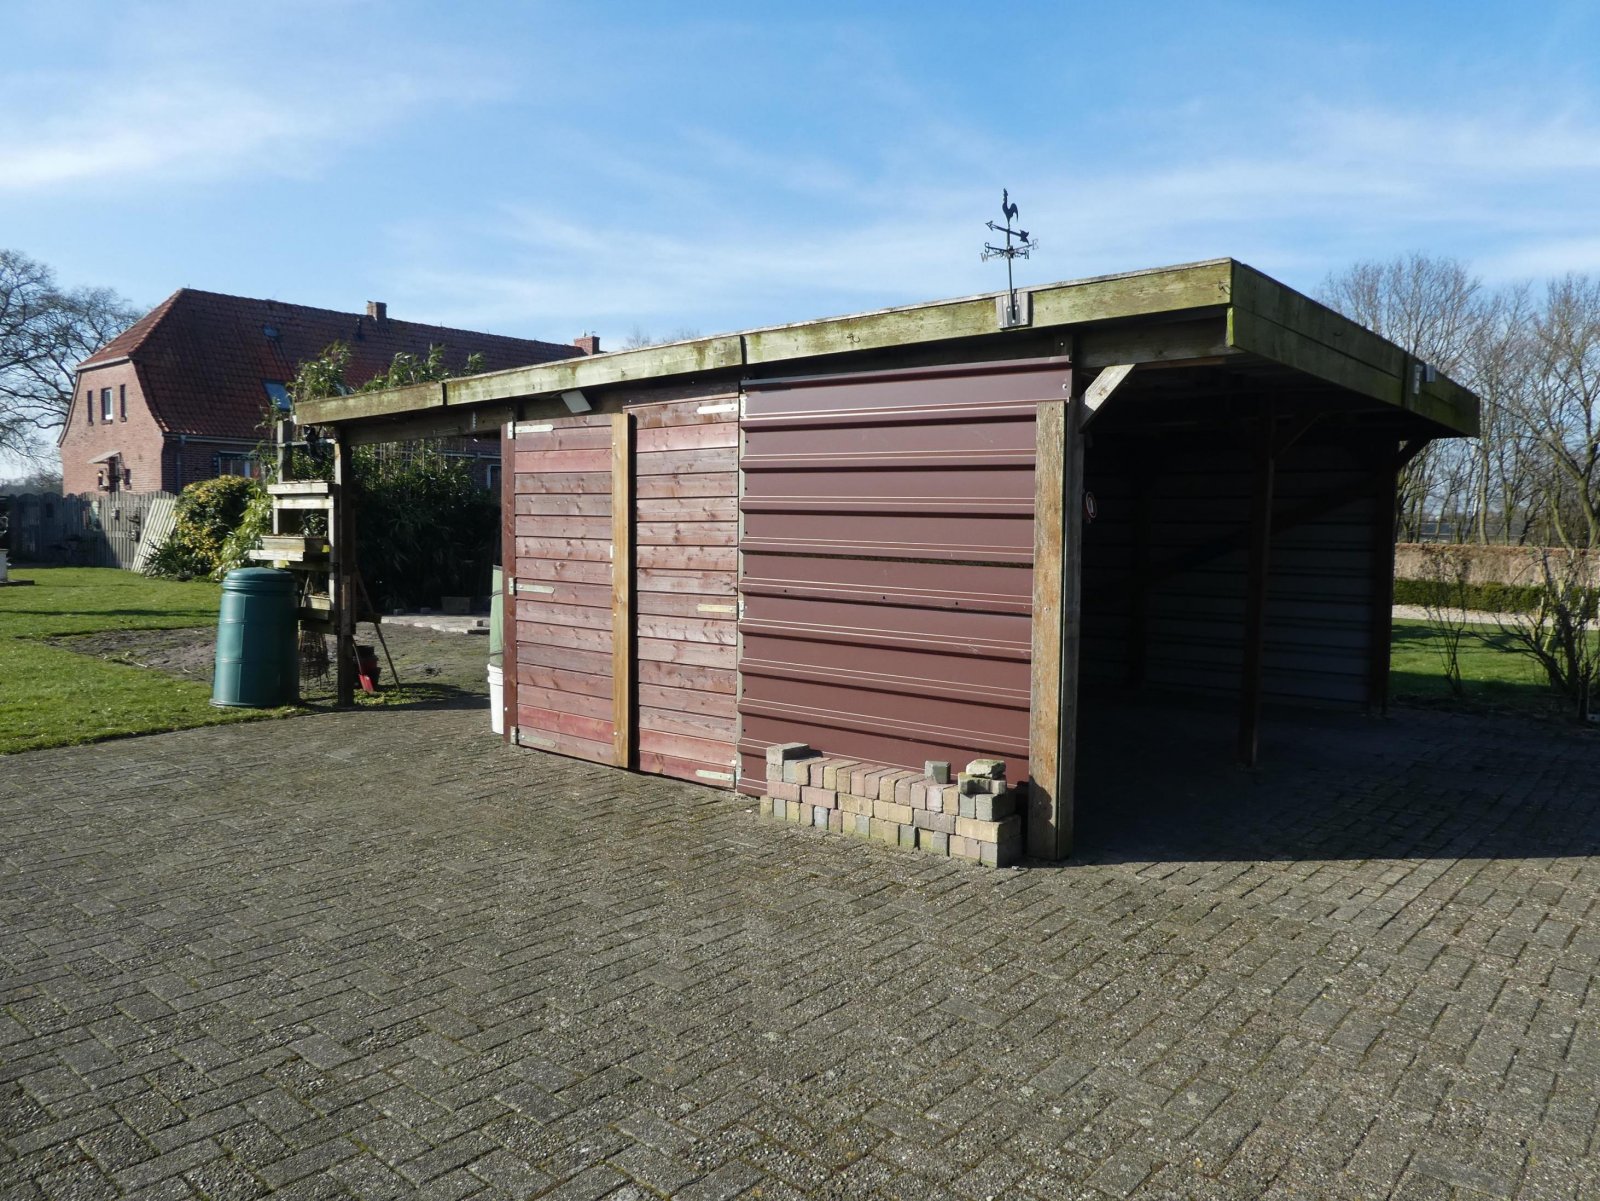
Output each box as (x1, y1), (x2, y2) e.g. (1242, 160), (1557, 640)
(0, 6), (508, 194)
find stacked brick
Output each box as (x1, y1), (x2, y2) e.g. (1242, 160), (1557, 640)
(757, 743), (1023, 867)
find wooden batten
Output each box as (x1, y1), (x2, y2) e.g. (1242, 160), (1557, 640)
(1028, 388), (1083, 861)
(611, 413), (635, 768)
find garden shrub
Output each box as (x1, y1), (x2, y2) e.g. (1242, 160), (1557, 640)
(143, 476), (264, 580)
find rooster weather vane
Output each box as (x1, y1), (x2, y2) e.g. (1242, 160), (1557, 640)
(982, 189), (1036, 327)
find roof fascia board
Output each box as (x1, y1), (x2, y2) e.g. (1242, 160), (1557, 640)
(444, 336), (744, 407)
(297, 261), (1237, 426)
(1226, 261), (1479, 436)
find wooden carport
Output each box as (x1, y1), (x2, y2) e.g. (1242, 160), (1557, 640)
(296, 258), (1478, 861)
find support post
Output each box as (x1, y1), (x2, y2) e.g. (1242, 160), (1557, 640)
(501, 421), (519, 743)
(332, 429), (355, 708)
(610, 412), (634, 769)
(1237, 423), (1275, 766)
(1028, 389), (1084, 860)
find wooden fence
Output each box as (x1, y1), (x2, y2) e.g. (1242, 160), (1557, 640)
(1, 491), (178, 569)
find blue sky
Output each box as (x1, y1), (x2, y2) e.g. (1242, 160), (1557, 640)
(4, 0), (1599, 352)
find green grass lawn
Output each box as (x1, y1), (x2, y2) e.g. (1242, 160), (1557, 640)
(0, 566), (290, 754)
(1390, 617), (1570, 714)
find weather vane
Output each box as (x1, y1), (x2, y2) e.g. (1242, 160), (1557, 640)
(982, 189), (1036, 327)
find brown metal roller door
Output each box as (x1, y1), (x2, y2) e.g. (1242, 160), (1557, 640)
(737, 358), (1071, 791)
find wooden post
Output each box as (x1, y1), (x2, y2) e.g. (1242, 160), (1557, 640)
(332, 429), (355, 707)
(501, 421), (519, 743)
(1237, 424), (1275, 766)
(610, 412), (635, 769)
(1028, 389), (1084, 860)
(1366, 444), (1401, 714)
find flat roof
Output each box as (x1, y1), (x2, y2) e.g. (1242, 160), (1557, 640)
(296, 258), (1478, 437)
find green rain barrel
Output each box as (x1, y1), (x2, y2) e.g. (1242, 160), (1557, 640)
(212, 568), (298, 707)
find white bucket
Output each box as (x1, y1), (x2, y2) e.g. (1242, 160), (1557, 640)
(487, 661), (504, 735)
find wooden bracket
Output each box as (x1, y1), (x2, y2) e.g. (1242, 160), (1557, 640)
(1081, 364), (1134, 428)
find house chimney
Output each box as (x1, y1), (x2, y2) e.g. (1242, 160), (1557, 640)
(573, 333), (600, 355)
(366, 301), (387, 323)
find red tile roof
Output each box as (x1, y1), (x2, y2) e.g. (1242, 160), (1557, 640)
(77, 289), (581, 441)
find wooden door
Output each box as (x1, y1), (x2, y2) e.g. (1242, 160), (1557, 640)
(501, 413), (630, 766)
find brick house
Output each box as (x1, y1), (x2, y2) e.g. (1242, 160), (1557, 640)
(59, 290), (595, 495)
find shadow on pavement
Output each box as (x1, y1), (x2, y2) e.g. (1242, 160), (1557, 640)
(1072, 691), (1600, 865)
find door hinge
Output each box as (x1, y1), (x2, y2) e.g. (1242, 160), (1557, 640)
(507, 579), (553, 597)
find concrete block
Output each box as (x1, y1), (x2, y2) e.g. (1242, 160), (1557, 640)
(783, 758), (814, 784)
(758, 796), (773, 818)
(766, 763), (784, 782)
(860, 767), (897, 798)
(821, 760), (860, 790)
(920, 829), (950, 856)
(841, 793), (875, 816)
(958, 773), (1007, 796)
(767, 742), (813, 765)
(959, 793), (976, 820)
(898, 824), (918, 850)
(880, 771), (916, 802)
(869, 817), (900, 844)
(965, 758), (1006, 779)
(955, 815), (1021, 845)
(980, 833), (1021, 868)
(913, 809), (956, 834)
(812, 805), (830, 829)
(950, 835), (981, 861)
(973, 793), (1016, 822)
(924, 760), (951, 784)
(769, 780), (801, 803)
(874, 799), (914, 826)
(850, 813), (872, 837)
(827, 808), (844, 833)
(906, 779), (929, 810)
(801, 786), (838, 810)
(787, 800), (807, 824)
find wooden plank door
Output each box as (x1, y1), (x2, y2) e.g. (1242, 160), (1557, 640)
(502, 414), (628, 766)
(631, 397), (741, 786)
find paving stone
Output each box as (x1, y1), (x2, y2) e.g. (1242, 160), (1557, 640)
(3, 703), (1599, 1200)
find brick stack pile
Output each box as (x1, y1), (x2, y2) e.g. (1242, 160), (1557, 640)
(758, 743), (1023, 867)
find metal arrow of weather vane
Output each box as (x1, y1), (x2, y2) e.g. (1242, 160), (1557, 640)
(982, 189), (1037, 327)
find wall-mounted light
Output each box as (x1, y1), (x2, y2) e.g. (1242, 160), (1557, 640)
(561, 390), (591, 414)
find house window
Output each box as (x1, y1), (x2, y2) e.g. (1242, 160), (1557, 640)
(86, 390), (94, 424)
(119, 384), (127, 421)
(101, 388), (113, 422)
(216, 452), (263, 480)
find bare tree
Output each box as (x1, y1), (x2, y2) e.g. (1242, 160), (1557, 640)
(1321, 254), (1494, 542)
(0, 249), (141, 463)
(619, 325), (702, 350)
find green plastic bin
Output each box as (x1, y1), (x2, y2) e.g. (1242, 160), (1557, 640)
(211, 568), (298, 708)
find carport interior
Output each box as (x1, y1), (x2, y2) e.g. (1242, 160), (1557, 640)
(1069, 361), (1448, 803)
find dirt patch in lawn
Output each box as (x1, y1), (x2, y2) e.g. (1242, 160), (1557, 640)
(52, 623), (494, 707)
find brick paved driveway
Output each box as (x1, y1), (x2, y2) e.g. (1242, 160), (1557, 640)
(3, 701), (1599, 1200)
